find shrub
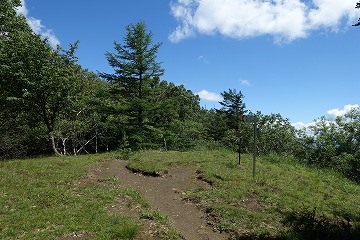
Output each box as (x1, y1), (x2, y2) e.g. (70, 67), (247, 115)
(283, 207), (360, 240)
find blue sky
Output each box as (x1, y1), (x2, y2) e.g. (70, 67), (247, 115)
(17, 0), (360, 127)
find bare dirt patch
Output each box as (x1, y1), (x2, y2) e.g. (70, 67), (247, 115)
(93, 158), (231, 240)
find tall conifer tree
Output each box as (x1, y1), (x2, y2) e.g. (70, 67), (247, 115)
(101, 21), (164, 148)
(101, 21), (164, 129)
(219, 89), (247, 131)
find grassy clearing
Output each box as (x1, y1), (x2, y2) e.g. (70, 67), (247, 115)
(0, 153), (135, 240)
(2, 150), (359, 239)
(127, 150), (360, 239)
(0, 152), (179, 240)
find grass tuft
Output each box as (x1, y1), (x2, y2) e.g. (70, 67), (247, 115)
(140, 209), (169, 224)
(106, 216), (142, 240)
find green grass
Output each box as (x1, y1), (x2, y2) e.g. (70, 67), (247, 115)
(119, 188), (151, 209)
(127, 150), (360, 238)
(105, 215), (142, 240)
(126, 159), (168, 176)
(0, 153), (142, 240)
(2, 150), (360, 239)
(140, 209), (180, 240)
(0, 152), (184, 240)
(140, 209), (169, 224)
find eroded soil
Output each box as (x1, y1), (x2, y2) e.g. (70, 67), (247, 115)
(90, 158), (231, 240)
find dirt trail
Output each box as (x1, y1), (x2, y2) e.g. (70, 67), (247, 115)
(96, 159), (230, 240)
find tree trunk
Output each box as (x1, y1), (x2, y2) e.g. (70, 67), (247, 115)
(49, 130), (61, 155)
(138, 74), (143, 127)
(61, 137), (68, 155)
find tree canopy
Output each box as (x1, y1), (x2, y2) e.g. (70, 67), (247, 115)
(1, 0), (102, 156)
(219, 88), (247, 131)
(101, 21), (164, 128)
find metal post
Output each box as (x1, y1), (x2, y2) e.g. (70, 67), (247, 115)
(253, 120), (257, 178)
(238, 141), (241, 165)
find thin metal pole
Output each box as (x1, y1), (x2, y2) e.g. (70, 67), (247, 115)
(253, 121), (257, 178)
(238, 140), (241, 165)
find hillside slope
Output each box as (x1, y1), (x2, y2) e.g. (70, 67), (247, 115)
(1, 151), (359, 239)
(126, 150), (360, 239)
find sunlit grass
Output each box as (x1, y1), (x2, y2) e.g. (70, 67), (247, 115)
(127, 150), (360, 238)
(0, 152), (184, 240)
(2, 150), (359, 239)
(0, 154), (141, 240)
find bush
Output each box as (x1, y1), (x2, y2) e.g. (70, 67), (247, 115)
(283, 207), (360, 240)
(348, 150), (360, 182)
(330, 152), (360, 183)
(331, 153), (353, 176)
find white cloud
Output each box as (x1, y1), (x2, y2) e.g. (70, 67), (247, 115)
(292, 121), (307, 130)
(15, 1), (28, 16)
(16, 0), (60, 47)
(326, 104), (359, 121)
(292, 121), (316, 130)
(197, 90), (222, 102)
(240, 79), (251, 86)
(169, 0), (358, 43)
(293, 104), (360, 130)
(197, 55), (209, 63)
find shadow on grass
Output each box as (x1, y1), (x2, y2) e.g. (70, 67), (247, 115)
(235, 234), (286, 240)
(281, 207), (360, 240)
(234, 207), (360, 240)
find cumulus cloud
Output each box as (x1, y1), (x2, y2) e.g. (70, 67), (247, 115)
(16, 0), (60, 47)
(169, 0), (358, 43)
(197, 90), (222, 102)
(327, 104), (359, 121)
(292, 104), (359, 130)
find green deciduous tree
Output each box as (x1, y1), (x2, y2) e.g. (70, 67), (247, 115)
(296, 107), (360, 182)
(151, 82), (203, 149)
(28, 42), (81, 155)
(54, 70), (116, 155)
(256, 112), (299, 155)
(203, 109), (228, 142)
(0, 0), (48, 157)
(0, 0), (83, 155)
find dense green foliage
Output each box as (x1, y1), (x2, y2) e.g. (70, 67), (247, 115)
(1, 0), (359, 183)
(0, 0), (91, 156)
(296, 109), (360, 182)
